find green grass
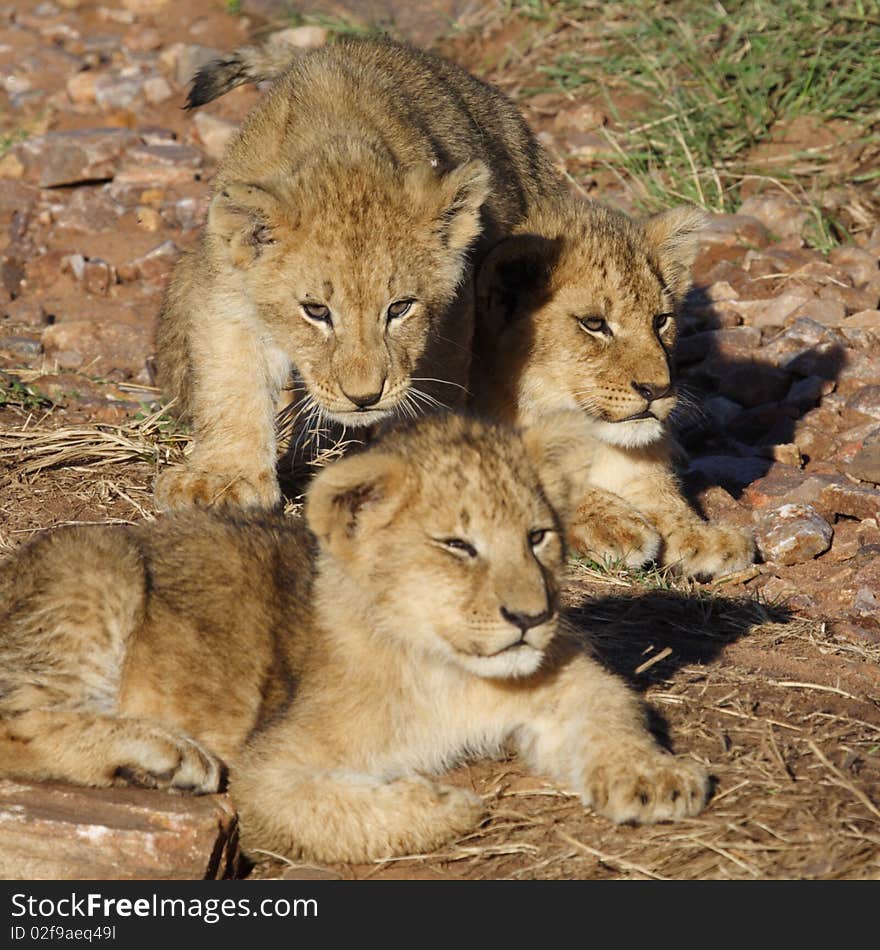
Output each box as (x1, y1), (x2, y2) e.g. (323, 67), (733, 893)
(0, 377), (51, 413)
(521, 0), (880, 245)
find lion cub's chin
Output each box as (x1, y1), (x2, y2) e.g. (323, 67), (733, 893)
(594, 416), (666, 449)
(324, 406), (394, 428)
(450, 642), (548, 679)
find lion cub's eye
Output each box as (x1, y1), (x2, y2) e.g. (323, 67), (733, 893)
(528, 529), (551, 547)
(578, 315), (610, 335)
(654, 313), (672, 332)
(387, 299), (414, 322)
(437, 537), (478, 558)
(302, 303), (333, 325)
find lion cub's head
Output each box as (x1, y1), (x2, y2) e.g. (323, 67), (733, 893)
(207, 153), (490, 428)
(476, 199), (706, 448)
(305, 413), (581, 678)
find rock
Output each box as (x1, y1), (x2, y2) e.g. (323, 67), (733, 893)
(121, 0), (170, 13)
(820, 481), (880, 521)
(66, 70), (96, 104)
(124, 26), (162, 51)
(553, 102), (606, 134)
(686, 455), (768, 491)
(676, 326), (762, 364)
(846, 309), (880, 328)
(785, 375), (835, 411)
(819, 284), (879, 315)
(790, 298), (847, 327)
(757, 443), (802, 467)
(844, 385), (880, 421)
(193, 112), (237, 161)
(714, 362), (792, 408)
(0, 779), (239, 880)
(738, 195), (809, 238)
(14, 129), (142, 187)
(829, 245), (879, 288)
(267, 25), (329, 50)
(704, 394), (743, 428)
(117, 240), (179, 283)
(143, 75), (173, 105)
(42, 320), (152, 377)
(754, 503), (833, 565)
(724, 291), (814, 329)
(741, 467), (840, 513)
(848, 437), (880, 485)
(94, 75), (143, 110)
(701, 214), (770, 248)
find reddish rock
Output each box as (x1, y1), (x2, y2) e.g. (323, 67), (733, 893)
(848, 437), (880, 485)
(13, 129), (143, 187)
(820, 481), (880, 521)
(117, 239), (179, 283)
(701, 213), (770, 248)
(0, 779), (239, 880)
(844, 385), (880, 421)
(738, 195), (808, 238)
(790, 298), (847, 327)
(741, 467), (841, 513)
(42, 320), (152, 377)
(846, 309), (880, 328)
(829, 245), (879, 288)
(724, 291), (814, 329)
(193, 112), (237, 161)
(754, 503), (833, 565)
(819, 284), (879, 315)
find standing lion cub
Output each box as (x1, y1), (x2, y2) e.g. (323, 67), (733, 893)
(155, 36), (563, 510)
(0, 415), (708, 865)
(472, 198), (755, 578)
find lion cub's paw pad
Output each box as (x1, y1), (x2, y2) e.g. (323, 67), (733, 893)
(155, 465), (280, 511)
(586, 755), (709, 824)
(113, 727), (222, 794)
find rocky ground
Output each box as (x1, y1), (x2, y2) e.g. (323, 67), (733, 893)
(0, 0), (878, 880)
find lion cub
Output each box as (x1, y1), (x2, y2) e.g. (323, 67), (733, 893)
(472, 198), (755, 578)
(155, 36), (563, 510)
(0, 415), (708, 865)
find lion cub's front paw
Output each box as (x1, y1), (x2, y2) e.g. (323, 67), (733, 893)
(584, 753), (709, 824)
(569, 508), (661, 569)
(663, 522), (756, 579)
(155, 464), (281, 511)
(113, 724), (223, 795)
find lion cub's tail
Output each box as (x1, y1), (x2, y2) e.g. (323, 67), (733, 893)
(186, 41), (301, 109)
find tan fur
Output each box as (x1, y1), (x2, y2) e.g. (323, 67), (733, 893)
(472, 198), (755, 578)
(155, 37), (563, 509)
(0, 415), (708, 864)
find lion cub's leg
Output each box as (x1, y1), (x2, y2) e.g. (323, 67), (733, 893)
(233, 744), (485, 863)
(155, 300), (288, 511)
(568, 486), (661, 568)
(516, 650), (709, 824)
(0, 710), (221, 793)
(0, 527), (221, 793)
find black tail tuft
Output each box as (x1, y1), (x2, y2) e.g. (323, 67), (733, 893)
(185, 55), (249, 110)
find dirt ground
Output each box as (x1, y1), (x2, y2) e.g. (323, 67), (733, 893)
(1, 0), (879, 880)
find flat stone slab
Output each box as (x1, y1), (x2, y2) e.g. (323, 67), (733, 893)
(0, 779), (240, 880)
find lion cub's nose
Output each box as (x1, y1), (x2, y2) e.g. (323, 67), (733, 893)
(342, 386), (385, 409)
(500, 605), (553, 634)
(631, 381), (672, 403)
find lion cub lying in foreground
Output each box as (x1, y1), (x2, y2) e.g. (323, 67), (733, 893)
(0, 415), (708, 863)
(473, 198), (755, 578)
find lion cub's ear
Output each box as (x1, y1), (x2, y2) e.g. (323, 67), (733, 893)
(408, 160), (491, 252)
(305, 451), (413, 557)
(520, 411), (599, 525)
(475, 234), (561, 334)
(642, 205), (707, 301)
(208, 182), (287, 268)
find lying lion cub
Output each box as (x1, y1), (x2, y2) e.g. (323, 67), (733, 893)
(0, 415), (708, 864)
(155, 36), (563, 510)
(472, 198), (755, 578)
